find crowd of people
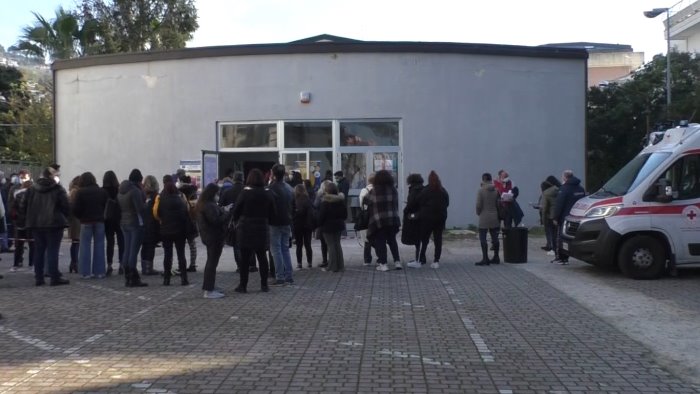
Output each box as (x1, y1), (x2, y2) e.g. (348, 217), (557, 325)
(0, 163), (585, 306)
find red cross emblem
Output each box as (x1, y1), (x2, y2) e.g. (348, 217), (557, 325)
(688, 210), (697, 220)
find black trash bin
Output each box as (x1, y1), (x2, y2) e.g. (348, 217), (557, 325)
(503, 227), (528, 263)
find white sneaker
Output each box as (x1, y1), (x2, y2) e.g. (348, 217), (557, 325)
(394, 261), (402, 270)
(546, 250), (555, 256)
(203, 290), (225, 299)
(407, 261), (422, 269)
(376, 264), (389, 272)
(10, 266), (23, 272)
(431, 262), (440, 269)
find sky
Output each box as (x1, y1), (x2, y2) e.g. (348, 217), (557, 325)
(0, 0), (688, 63)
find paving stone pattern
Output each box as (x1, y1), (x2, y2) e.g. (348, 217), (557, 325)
(1, 238), (699, 393)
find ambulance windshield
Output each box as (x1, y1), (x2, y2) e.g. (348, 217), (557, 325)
(594, 152), (671, 198)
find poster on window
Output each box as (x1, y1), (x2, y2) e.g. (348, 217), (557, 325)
(373, 152), (398, 185)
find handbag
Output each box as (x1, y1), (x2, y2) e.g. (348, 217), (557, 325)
(224, 213), (237, 247)
(354, 208), (370, 231)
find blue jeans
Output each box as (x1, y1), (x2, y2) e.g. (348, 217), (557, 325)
(269, 225), (293, 282)
(79, 222), (106, 277)
(32, 228), (63, 282)
(121, 224), (144, 270)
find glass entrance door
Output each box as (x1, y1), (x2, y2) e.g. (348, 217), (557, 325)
(280, 151), (310, 180)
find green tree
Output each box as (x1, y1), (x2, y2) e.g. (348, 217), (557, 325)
(586, 52), (700, 191)
(12, 7), (101, 61)
(80, 0), (198, 53)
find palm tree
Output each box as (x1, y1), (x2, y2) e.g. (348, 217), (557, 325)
(12, 7), (97, 61)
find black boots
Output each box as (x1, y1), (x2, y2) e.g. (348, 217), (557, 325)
(475, 243), (490, 266)
(180, 270), (189, 286)
(491, 244), (500, 264)
(163, 272), (171, 286)
(141, 260), (161, 276)
(69, 260), (78, 273)
(125, 267), (148, 287)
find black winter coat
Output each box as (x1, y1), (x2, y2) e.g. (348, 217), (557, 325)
(268, 180), (292, 226)
(197, 201), (230, 245)
(554, 176), (586, 222)
(157, 192), (189, 238)
(13, 188), (30, 229)
(417, 186), (449, 231)
(292, 197), (314, 232)
(318, 193), (347, 233)
(233, 186), (276, 249)
(401, 184), (424, 245)
(220, 182), (243, 207)
(24, 177), (70, 229)
(73, 185), (109, 223)
(143, 192), (160, 244)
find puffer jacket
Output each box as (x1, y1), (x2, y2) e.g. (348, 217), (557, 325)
(541, 185), (559, 221)
(554, 176), (586, 222)
(418, 186), (449, 229)
(156, 192), (189, 238)
(233, 186), (276, 249)
(476, 182), (499, 229)
(24, 177), (70, 229)
(318, 193), (347, 233)
(118, 181), (145, 227)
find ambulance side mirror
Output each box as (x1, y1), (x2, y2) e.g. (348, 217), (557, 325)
(655, 181), (674, 203)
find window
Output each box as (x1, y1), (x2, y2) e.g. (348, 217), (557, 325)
(595, 152), (671, 197)
(656, 154), (700, 200)
(220, 123), (277, 148)
(340, 121), (399, 146)
(284, 122), (332, 148)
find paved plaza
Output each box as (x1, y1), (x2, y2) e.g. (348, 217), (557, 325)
(1, 234), (699, 393)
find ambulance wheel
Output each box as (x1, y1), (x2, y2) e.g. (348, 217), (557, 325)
(617, 236), (666, 280)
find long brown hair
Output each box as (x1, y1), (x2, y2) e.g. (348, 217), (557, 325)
(427, 170), (442, 191)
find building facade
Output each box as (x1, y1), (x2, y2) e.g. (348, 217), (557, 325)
(53, 36), (587, 228)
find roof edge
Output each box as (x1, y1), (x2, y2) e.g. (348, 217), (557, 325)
(52, 41), (588, 71)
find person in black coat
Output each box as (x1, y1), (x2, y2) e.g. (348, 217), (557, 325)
(232, 169), (276, 293)
(553, 170), (586, 264)
(155, 175), (190, 286)
(318, 182), (347, 272)
(196, 183), (232, 298)
(73, 172), (109, 279)
(292, 184), (314, 269)
(402, 174), (424, 268)
(23, 167), (70, 286)
(102, 170), (123, 276)
(178, 175), (199, 273)
(417, 171), (450, 269)
(219, 171), (250, 270)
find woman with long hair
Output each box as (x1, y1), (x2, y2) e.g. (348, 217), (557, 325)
(318, 182), (347, 272)
(67, 176), (81, 274)
(102, 170), (123, 276)
(232, 169), (274, 293)
(292, 184), (313, 269)
(417, 171), (450, 268)
(73, 172), (109, 278)
(403, 173), (425, 268)
(313, 179), (333, 267)
(196, 183), (230, 298)
(140, 175), (161, 276)
(367, 170), (401, 272)
(155, 175), (190, 286)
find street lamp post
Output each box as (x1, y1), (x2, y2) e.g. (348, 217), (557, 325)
(644, 7), (672, 116)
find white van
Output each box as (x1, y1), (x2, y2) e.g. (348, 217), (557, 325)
(561, 124), (700, 279)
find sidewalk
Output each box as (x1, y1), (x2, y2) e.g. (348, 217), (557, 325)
(0, 233), (699, 393)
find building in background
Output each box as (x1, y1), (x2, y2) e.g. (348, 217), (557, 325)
(52, 35), (587, 228)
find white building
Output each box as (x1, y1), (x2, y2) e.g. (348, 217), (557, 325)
(53, 35), (587, 228)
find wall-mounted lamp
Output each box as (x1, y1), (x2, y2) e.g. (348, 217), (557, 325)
(300, 91), (311, 104)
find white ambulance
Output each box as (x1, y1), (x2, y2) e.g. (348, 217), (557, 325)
(562, 123), (700, 279)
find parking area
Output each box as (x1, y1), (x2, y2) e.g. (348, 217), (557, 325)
(1, 234), (699, 393)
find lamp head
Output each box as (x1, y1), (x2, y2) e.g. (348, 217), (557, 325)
(644, 8), (668, 18)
